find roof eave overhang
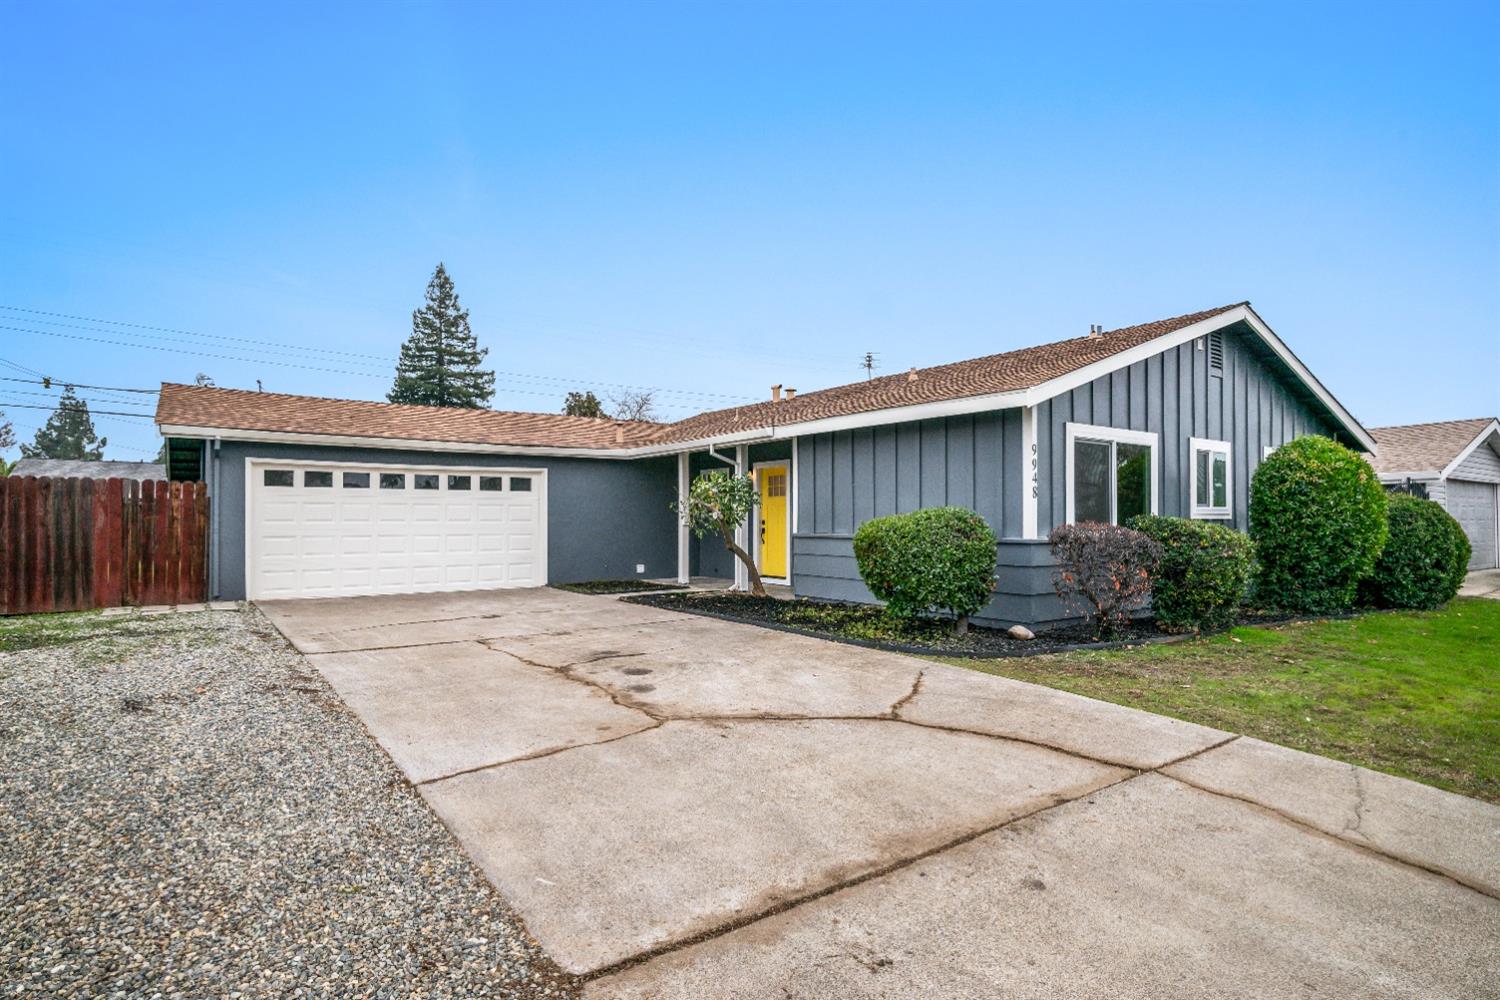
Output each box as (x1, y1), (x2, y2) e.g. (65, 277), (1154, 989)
(160, 304), (1377, 457)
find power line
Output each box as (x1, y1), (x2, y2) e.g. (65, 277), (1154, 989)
(0, 401), (155, 420)
(0, 305), (757, 404)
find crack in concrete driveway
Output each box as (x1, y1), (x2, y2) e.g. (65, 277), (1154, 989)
(258, 588), (1500, 994)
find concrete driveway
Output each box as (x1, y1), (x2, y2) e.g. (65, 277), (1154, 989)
(259, 588), (1500, 997)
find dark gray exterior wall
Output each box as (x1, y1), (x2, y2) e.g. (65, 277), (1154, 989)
(790, 322), (1353, 627)
(791, 410), (1029, 625)
(1036, 323), (1344, 534)
(207, 440), (677, 600)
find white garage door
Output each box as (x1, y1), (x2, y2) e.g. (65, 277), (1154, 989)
(1448, 479), (1498, 571)
(247, 461), (546, 600)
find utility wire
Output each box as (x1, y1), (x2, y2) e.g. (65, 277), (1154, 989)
(1, 306), (756, 403)
(0, 400), (156, 420)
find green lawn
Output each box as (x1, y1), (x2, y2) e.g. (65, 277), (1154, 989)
(930, 598), (1500, 803)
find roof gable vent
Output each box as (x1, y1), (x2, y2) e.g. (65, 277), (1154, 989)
(1208, 332), (1224, 374)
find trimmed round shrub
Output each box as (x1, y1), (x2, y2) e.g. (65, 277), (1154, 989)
(1129, 515), (1254, 632)
(853, 507), (998, 633)
(1249, 435), (1388, 613)
(1364, 494), (1468, 609)
(1443, 511), (1473, 597)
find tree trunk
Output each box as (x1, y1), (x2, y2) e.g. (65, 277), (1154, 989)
(954, 613), (969, 636)
(721, 527), (767, 598)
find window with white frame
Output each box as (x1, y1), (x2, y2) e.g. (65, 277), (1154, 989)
(1191, 437), (1232, 518)
(1065, 423), (1158, 525)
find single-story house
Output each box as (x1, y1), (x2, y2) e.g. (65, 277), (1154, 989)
(1368, 418), (1500, 570)
(10, 459), (166, 481)
(154, 300), (1375, 626)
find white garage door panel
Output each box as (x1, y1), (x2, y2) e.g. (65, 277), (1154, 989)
(1448, 479), (1498, 571)
(248, 462), (546, 599)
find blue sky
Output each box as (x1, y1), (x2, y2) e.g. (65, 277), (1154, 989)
(1, 0), (1495, 460)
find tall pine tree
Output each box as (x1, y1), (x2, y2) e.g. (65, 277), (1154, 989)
(388, 263), (496, 409)
(21, 387), (106, 459)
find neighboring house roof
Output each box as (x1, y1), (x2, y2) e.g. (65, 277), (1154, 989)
(155, 383), (661, 451)
(157, 301), (1375, 454)
(1368, 418), (1500, 477)
(10, 459), (166, 481)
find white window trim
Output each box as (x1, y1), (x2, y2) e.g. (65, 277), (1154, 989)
(1063, 423), (1159, 525)
(1190, 436), (1233, 519)
(1262, 444), (1277, 460)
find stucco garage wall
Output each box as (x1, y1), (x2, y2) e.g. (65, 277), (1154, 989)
(208, 440), (677, 600)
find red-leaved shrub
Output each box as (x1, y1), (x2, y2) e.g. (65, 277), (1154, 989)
(1049, 522), (1162, 638)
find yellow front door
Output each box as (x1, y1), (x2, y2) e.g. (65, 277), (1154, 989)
(758, 465), (788, 579)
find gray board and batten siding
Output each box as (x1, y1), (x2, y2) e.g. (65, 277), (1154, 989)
(791, 322), (1349, 626)
(204, 440), (679, 601)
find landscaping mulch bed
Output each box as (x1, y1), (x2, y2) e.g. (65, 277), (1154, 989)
(624, 590), (1181, 657)
(552, 579), (685, 595)
(0, 606), (576, 999)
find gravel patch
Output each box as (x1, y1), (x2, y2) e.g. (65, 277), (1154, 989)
(0, 605), (576, 999)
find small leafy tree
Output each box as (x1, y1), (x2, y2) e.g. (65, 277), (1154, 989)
(1049, 522), (1162, 638)
(20, 387), (106, 459)
(388, 263), (496, 409)
(853, 507), (998, 634)
(673, 470), (765, 597)
(0, 410), (14, 453)
(563, 390), (605, 417)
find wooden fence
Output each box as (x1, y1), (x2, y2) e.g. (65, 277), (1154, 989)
(0, 477), (210, 615)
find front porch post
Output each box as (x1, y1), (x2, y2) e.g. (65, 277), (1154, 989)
(1021, 405), (1039, 539)
(676, 451), (690, 584)
(734, 444), (750, 591)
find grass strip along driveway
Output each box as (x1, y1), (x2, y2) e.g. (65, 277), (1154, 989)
(932, 598), (1500, 804)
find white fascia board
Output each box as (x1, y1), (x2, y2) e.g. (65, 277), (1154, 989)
(1438, 420), (1500, 480)
(1021, 304), (1377, 454)
(164, 304), (1376, 460)
(1240, 306), (1377, 453)
(1376, 470), (1442, 482)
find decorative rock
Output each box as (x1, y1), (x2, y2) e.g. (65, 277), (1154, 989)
(1007, 624), (1036, 641)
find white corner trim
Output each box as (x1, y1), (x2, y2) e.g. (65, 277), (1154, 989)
(790, 437), (800, 535)
(676, 452), (690, 584)
(1189, 436), (1233, 519)
(1437, 420), (1500, 481)
(1062, 422), (1160, 525)
(1021, 406), (1039, 538)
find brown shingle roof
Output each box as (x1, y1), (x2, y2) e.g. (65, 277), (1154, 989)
(156, 302), (1250, 450)
(646, 302), (1246, 443)
(1368, 418), (1499, 475)
(156, 384), (662, 450)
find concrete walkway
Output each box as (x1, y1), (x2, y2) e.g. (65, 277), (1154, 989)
(1461, 568), (1500, 599)
(259, 588), (1500, 997)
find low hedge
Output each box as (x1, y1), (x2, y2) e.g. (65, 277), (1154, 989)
(1129, 515), (1254, 632)
(853, 507), (998, 633)
(1363, 494), (1469, 610)
(1249, 435), (1388, 613)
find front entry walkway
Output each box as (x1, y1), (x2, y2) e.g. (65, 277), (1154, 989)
(258, 589), (1500, 996)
